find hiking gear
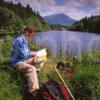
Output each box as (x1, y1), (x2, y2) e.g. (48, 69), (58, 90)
(40, 79), (69, 100)
(52, 65), (75, 100)
(57, 61), (66, 68)
(66, 68), (75, 78)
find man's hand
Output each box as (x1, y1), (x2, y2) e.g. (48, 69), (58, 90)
(31, 51), (36, 57)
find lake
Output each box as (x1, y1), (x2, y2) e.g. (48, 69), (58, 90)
(34, 30), (100, 55)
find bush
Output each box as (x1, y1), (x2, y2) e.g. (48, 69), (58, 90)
(0, 36), (12, 66)
(0, 7), (24, 34)
(70, 74), (99, 100)
(24, 17), (51, 32)
(0, 42), (3, 65)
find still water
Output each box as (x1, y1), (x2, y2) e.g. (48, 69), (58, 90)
(34, 30), (100, 55)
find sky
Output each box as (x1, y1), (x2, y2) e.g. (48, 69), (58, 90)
(4, 0), (100, 20)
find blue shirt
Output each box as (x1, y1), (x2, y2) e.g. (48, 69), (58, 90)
(10, 34), (33, 66)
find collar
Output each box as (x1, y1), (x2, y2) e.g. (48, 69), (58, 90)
(22, 34), (28, 44)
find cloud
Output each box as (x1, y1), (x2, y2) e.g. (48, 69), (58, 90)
(4, 0), (100, 20)
(39, 0), (87, 20)
(66, 8), (91, 20)
(4, 0), (19, 4)
(78, 0), (100, 7)
(91, 7), (100, 15)
(4, 0), (56, 7)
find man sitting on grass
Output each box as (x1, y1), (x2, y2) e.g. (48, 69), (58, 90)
(10, 25), (40, 97)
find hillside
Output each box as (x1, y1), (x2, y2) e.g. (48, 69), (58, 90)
(43, 13), (75, 25)
(68, 15), (100, 34)
(0, 0), (51, 34)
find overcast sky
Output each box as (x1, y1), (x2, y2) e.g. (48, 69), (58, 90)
(5, 0), (100, 20)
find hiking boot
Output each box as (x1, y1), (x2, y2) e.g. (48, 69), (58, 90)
(30, 89), (39, 100)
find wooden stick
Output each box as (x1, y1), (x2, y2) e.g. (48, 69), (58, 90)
(53, 65), (75, 100)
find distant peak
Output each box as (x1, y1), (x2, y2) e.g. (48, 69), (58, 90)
(43, 13), (75, 25)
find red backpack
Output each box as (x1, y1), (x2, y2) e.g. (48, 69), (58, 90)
(39, 79), (70, 100)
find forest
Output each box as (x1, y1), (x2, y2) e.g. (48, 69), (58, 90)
(0, 0), (51, 35)
(68, 15), (100, 34)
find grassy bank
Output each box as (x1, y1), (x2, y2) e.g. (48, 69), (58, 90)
(0, 40), (100, 100)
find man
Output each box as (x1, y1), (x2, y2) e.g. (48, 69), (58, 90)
(10, 25), (40, 96)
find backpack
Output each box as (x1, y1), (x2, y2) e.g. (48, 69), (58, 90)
(38, 79), (69, 100)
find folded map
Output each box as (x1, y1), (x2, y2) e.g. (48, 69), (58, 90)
(34, 48), (47, 68)
(34, 48), (47, 63)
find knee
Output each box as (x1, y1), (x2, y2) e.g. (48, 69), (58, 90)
(28, 66), (36, 73)
(16, 61), (24, 67)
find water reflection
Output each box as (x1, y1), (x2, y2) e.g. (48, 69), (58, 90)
(34, 30), (100, 55)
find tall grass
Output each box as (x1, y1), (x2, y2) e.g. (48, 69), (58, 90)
(38, 48), (100, 100)
(0, 71), (22, 100)
(0, 40), (100, 100)
(0, 38), (23, 99)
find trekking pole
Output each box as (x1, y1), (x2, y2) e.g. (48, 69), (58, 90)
(52, 65), (75, 100)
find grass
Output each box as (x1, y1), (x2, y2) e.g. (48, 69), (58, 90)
(0, 60), (100, 100)
(38, 59), (100, 100)
(0, 70), (22, 100)
(0, 41), (100, 100)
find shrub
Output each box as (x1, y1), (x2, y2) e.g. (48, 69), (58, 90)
(0, 36), (12, 66)
(0, 7), (24, 34)
(70, 74), (99, 100)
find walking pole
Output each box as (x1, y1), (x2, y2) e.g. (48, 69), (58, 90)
(52, 65), (75, 100)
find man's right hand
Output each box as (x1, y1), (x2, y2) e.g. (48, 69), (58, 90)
(31, 51), (36, 57)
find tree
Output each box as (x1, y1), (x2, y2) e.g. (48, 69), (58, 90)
(69, 15), (100, 33)
(0, 7), (24, 34)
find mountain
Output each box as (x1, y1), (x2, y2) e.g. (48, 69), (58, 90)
(43, 13), (75, 25)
